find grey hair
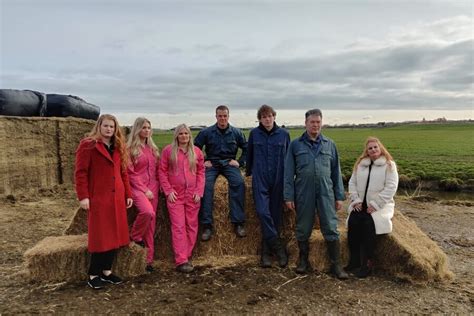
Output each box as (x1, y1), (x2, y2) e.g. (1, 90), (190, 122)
(305, 108), (322, 119)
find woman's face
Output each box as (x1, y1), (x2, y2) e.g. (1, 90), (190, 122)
(367, 141), (382, 160)
(139, 121), (152, 140)
(100, 119), (115, 139)
(177, 128), (190, 146)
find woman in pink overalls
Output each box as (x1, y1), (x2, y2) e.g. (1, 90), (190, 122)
(159, 124), (205, 273)
(127, 117), (160, 272)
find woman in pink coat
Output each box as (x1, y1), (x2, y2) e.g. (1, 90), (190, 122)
(159, 124), (205, 273)
(127, 117), (160, 272)
(75, 114), (133, 289)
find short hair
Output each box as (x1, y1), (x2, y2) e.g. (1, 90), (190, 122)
(216, 105), (229, 114)
(257, 104), (276, 120)
(305, 108), (322, 119)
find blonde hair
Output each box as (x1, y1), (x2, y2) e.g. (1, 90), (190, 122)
(127, 117), (160, 164)
(353, 136), (395, 172)
(86, 114), (128, 170)
(170, 124), (197, 173)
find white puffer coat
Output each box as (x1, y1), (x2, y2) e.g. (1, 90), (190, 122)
(347, 156), (399, 234)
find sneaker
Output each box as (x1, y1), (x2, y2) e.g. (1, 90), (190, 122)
(234, 224), (246, 238)
(87, 276), (106, 289)
(201, 227), (213, 241)
(100, 273), (123, 284)
(176, 262), (194, 273)
(145, 265), (155, 273)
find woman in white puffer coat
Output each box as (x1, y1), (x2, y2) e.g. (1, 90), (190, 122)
(346, 137), (399, 278)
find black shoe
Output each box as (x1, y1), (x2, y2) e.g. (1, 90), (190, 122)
(146, 265), (155, 273)
(234, 224), (246, 238)
(100, 273), (123, 284)
(176, 262), (194, 273)
(87, 276), (106, 289)
(357, 259), (374, 278)
(344, 261), (361, 273)
(201, 227), (213, 241)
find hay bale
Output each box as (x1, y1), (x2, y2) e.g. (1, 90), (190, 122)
(375, 212), (453, 283)
(24, 234), (146, 282)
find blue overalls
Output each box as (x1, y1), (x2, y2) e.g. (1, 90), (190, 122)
(283, 132), (345, 241)
(246, 124), (290, 240)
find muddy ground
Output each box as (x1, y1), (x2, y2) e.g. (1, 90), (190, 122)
(0, 187), (472, 314)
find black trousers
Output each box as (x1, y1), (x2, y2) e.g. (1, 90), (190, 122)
(88, 249), (116, 276)
(348, 210), (376, 262)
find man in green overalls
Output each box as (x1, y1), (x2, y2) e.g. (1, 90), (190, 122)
(284, 109), (348, 279)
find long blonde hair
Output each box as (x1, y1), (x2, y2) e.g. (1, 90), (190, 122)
(353, 136), (395, 172)
(86, 114), (128, 170)
(170, 124), (196, 173)
(127, 117), (160, 164)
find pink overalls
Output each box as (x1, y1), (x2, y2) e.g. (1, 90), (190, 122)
(128, 145), (160, 264)
(159, 145), (205, 266)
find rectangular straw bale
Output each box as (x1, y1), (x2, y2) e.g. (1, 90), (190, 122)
(24, 234), (146, 282)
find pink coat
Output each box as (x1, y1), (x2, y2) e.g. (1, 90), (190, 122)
(159, 145), (205, 198)
(127, 145), (160, 195)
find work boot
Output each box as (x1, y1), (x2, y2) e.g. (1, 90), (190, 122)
(260, 239), (272, 268)
(268, 237), (288, 268)
(295, 240), (311, 274)
(326, 240), (349, 280)
(201, 225), (213, 241)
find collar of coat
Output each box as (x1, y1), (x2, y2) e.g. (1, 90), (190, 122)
(299, 132), (326, 143)
(360, 156), (387, 167)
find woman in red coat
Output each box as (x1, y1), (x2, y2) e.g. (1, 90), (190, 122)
(75, 114), (133, 289)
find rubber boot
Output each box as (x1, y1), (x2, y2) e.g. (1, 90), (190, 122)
(295, 240), (311, 274)
(326, 240), (349, 280)
(268, 237), (288, 268)
(260, 239), (272, 268)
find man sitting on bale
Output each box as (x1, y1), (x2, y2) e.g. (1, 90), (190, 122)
(194, 105), (248, 241)
(284, 108), (348, 279)
(246, 105), (290, 268)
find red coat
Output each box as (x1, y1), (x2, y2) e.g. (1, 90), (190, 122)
(75, 138), (131, 252)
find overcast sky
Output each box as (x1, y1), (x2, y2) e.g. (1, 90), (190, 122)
(1, 0), (472, 127)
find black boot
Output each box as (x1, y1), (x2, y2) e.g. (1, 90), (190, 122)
(268, 237), (288, 268)
(357, 248), (374, 278)
(260, 239), (272, 268)
(295, 240), (311, 274)
(326, 240), (349, 280)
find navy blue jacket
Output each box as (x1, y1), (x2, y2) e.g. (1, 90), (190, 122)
(194, 123), (247, 167)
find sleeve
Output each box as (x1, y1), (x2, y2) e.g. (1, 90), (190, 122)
(245, 130), (254, 176)
(194, 129), (205, 150)
(370, 161), (399, 210)
(237, 128), (248, 167)
(194, 147), (205, 196)
(121, 160), (132, 199)
(158, 146), (174, 196)
(127, 154), (148, 193)
(283, 141), (296, 202)
(74, 140), (92, 201)
(331, 143), (346, 201)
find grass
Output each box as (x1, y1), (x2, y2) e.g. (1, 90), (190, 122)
(153, 122), (474, 188)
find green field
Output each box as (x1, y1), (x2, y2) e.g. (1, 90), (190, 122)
(153, 123), (474, 189)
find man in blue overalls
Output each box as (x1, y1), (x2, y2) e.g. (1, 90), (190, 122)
(284, 109), (348, 279)
(246, 105), (290, 268)
(194, 105), (248, 241)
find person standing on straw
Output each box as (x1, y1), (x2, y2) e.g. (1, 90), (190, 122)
(127, 117), (160, 273)
(345, 137), (398, 278)
(283, 109), (348, 279)
(160, 124), (205, 273)
(246, 105), (290, 268)
(194, 105), (248, 241)
(75, 114), (133, 289)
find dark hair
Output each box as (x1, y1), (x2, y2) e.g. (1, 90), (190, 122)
(305, 108), (322, 119)
(216, 105), (229, 114)
(257, 104), (276, 119)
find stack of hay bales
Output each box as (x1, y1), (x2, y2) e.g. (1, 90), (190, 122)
(62, 176), (452, 283)
(24, 235), (146, 282)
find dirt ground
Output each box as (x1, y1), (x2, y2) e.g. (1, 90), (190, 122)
(0, 187), (472, 314)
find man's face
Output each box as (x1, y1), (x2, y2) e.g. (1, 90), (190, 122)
(216, 109), (229, 128)
(259, 113), (275, 131)
(305, 115), (322, 138)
